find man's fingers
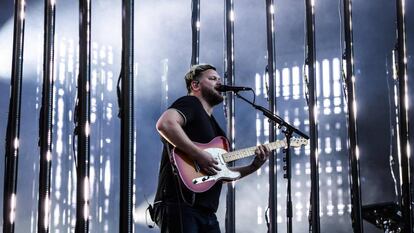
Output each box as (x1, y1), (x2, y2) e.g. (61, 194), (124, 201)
(212, 164), (221, 171)
(260, 145), (269, 153)
(258, 145), (265, 156)
(263, 145), (270, 153)
(203, 164), (220, 175)
(203, 167), (213, 175)
(209, 167), (217, 175)
(256, 145), (270, 161)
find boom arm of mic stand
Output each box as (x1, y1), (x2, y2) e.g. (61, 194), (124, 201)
(234, 92), (309, 139)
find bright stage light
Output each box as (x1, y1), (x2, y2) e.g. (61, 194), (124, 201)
(0, 19), (13, 79)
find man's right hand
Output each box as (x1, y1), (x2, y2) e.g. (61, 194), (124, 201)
(196, 150), (221, 176)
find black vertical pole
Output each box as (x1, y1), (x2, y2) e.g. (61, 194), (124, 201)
(304, 0), (320, 232)
(284, 133), (293, 233)
(342, 0), (364, 232)
(191, 0), (200, 66)
(395, 0), (412, 232)
(224, 0), (236, 233)
(119, 0), (135, 231)
(264, 1), (278, 233)
(37, 0), (56, 232)
(74, 0), (91, 232)
(3, 0), (26, 232)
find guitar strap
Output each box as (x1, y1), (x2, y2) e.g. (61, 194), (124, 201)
(162, 139), (196, 207)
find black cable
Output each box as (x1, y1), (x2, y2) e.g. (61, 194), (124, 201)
(165, 140), (195, 207)
(163, 140), (193, 233)
(236, 89), (257, 105)
(338, 0), (348, 102)
(72, 131), (77, 168)
(265, 206), (270, 232)
(73, 96), (79, 169)
(144, 194), (156, 229)
(264, 65), (270, 103)
(303, 63), (310, 107)
(223, 72), (228, 120)
(386, 52), (401, 202)
(117, 66), (123, 118)
(252, 89), (256, 105)
(302, 5), (310, 108)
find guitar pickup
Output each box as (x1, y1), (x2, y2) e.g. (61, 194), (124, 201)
(192, 176), (215, 184)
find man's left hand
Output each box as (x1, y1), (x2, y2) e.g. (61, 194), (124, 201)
(251, 144), (271, 168)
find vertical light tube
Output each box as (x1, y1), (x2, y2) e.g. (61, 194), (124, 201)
(264, 1), (278, 232)
(342, 0), (364, 232)
(75, 0), (91, 231)
(3, 0), (26, 232)
(191, 0), (200, 66)
(119, 0), (135, 232)
(224, 0), (236, 232)
(37, 0), (56, 232)
(395, 0), (412, 231)
(304, 0), (320, 232)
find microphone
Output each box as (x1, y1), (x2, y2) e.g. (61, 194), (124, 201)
(215, 84), (252, 92)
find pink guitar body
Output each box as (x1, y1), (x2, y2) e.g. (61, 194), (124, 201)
(172, 136), (239, 193)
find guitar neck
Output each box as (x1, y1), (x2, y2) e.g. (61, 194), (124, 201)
(222, 140), (286, 163)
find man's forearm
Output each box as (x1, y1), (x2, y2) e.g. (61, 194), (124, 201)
(157, 122), (202, 160)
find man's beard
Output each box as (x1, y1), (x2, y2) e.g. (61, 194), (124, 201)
(201, 87), (224, 106)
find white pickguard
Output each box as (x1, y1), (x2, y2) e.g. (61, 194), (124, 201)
(192, 147), (241, 185)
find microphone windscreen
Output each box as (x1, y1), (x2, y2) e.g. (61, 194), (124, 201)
(215, 85), (227, 92)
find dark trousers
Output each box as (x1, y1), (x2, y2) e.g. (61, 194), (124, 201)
(154, 203), (221, 233)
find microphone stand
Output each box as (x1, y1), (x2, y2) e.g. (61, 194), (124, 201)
(234, 92), (308, 139)
(234, 91), (309, 233)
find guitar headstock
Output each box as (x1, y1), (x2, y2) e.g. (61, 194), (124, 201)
(289, 137), (308, 147)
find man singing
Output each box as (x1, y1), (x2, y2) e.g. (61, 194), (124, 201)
(153, 64), (270, 233)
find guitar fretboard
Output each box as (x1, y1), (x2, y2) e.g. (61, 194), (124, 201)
(222, 140), (287, 163)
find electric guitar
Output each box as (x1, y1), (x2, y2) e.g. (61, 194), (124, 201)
(171, 136), (308, 193)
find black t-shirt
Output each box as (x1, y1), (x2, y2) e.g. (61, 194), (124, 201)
(154, 95), (226, 213)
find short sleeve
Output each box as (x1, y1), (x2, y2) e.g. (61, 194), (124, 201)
(168, 96), (200, 126)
